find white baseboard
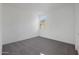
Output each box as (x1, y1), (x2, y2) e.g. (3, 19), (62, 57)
(40, 35), (74, 45)
(3, 34), (39, 45)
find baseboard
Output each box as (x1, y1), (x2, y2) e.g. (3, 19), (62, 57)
(2, 35), (39, 45)
(40, 35), (75, 46)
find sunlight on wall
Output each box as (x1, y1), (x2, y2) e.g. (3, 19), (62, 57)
(32, 12), (48, 35)
(39, 15), (48, 29)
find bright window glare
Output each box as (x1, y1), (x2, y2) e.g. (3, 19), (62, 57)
(39, 15), (48, 20)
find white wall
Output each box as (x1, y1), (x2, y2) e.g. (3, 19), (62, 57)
(40, 4), (75, 44)
(2, 4), (39, 44)
(75, 4), (79, 54)
(0, 3), (2, 55)
(2, 3), (75, 45)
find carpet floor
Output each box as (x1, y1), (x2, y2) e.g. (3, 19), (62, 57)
(2, 36), (78, 55)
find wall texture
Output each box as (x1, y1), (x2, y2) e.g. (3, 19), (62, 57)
(2, 4), (39, 44)
(2, 3), (75, 45)
(40, 4), (75, 44)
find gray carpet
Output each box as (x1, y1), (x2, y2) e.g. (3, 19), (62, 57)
(2, 36), (78, 55)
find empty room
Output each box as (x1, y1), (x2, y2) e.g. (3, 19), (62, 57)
(1, 3), (79, 55)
